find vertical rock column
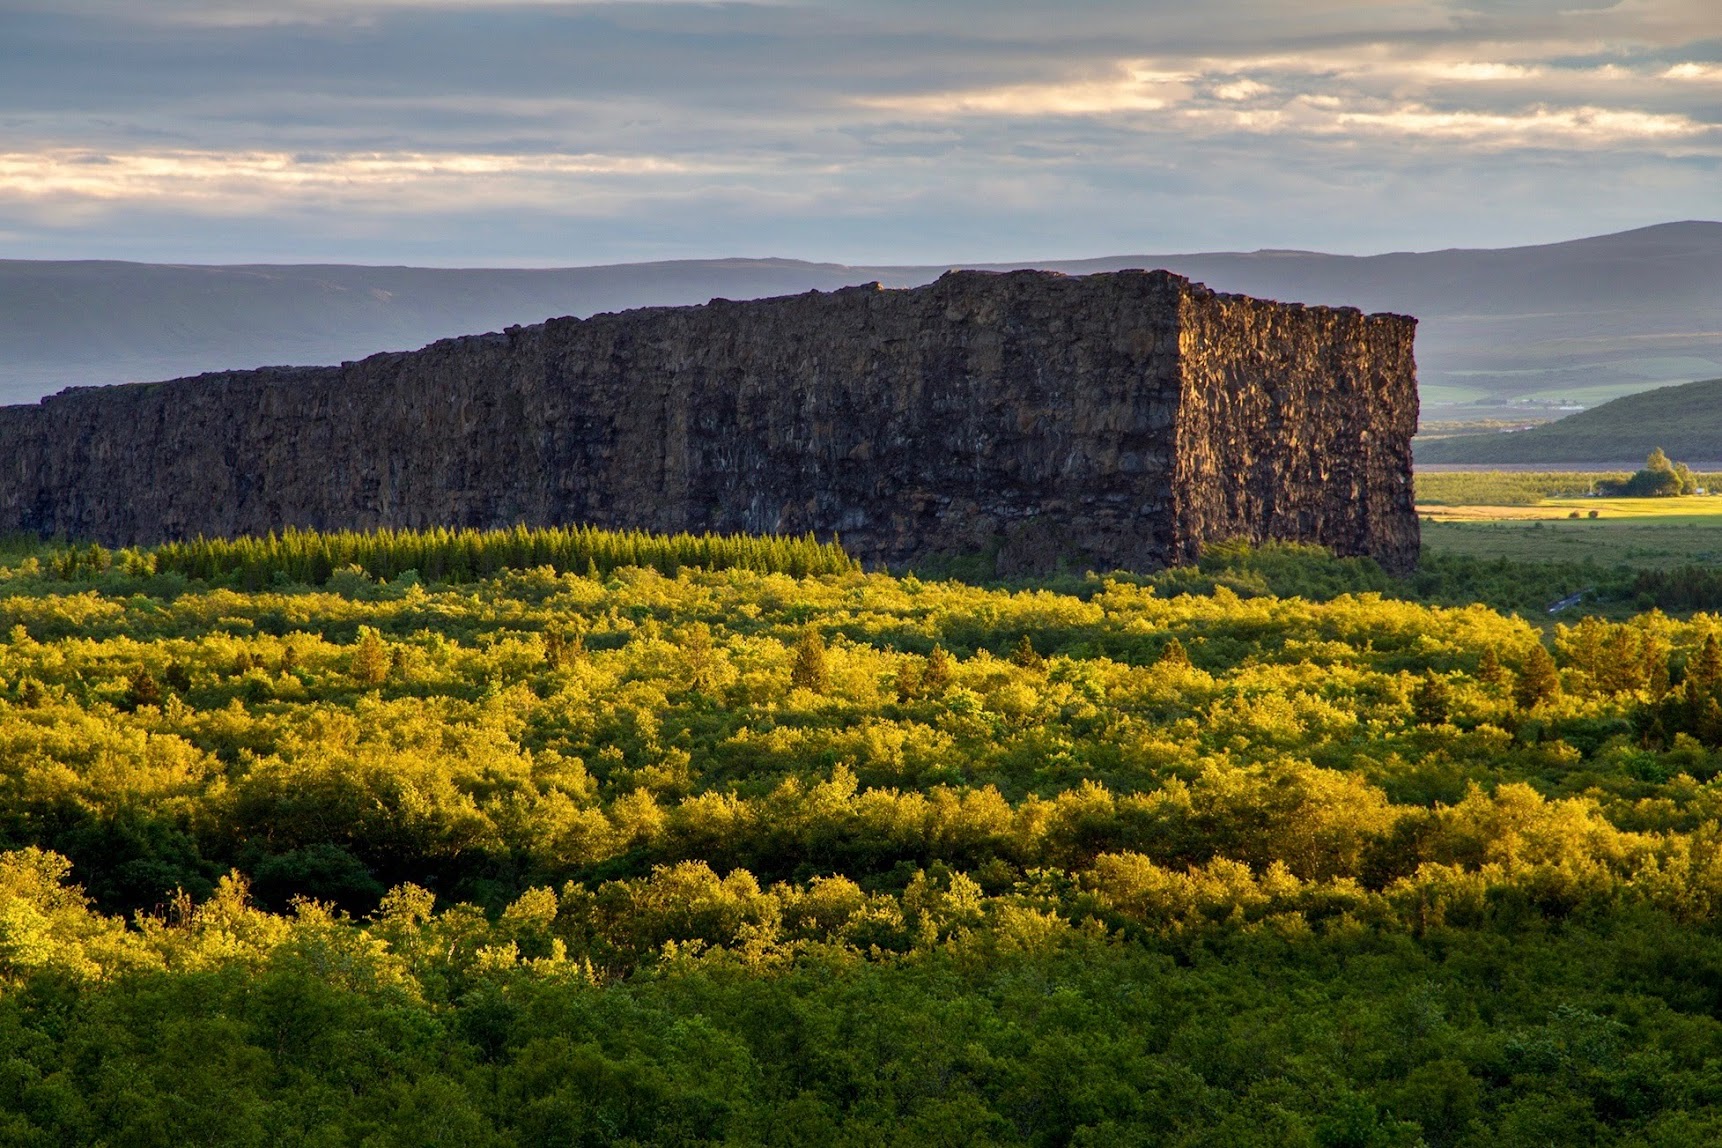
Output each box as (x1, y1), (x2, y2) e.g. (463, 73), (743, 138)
(1170, 286), (1420, 572)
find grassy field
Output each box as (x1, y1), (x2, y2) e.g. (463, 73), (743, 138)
(1419, 488), (1722, 567)
(1422, 518), (1722, 566)
(1415, 471), (1722, 507)
(1423, 494), (1722, 521)
(1416, 471), (1624, 505)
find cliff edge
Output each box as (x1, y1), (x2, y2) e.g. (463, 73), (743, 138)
(0, 269), (1418, 573)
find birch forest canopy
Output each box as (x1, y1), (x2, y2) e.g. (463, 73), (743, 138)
(3, 527), (1722, 1144)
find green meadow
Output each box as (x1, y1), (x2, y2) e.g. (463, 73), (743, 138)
(1418, 476), (1722, 569)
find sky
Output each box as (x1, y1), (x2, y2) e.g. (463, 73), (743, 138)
(1, 0), (1718, 265)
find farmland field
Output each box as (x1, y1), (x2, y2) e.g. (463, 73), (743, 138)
(1418, 471), (1722, 570)
(1414, 472), (1722, 508)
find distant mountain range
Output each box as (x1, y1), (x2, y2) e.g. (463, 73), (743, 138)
(3, 221), (1719, 412)
(1418, 375), (1722, 466)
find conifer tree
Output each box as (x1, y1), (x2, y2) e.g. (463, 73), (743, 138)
(894, 660), (921, 704)
(1158, 637), (1191, 668)
(1412, 673), (1450, 727)
(1010, 635), (1045, 670)
(1645, 712), (1669, 748)
(791, 629), (829, 694)
(1593, 627), (1643, 695)
(1702, 697), (1722, 746)
(1689, 633), (1721, 695)
(1476, 647), (1504, 685)
(125, 668), (163, 711)
(922, 646), (954, 696)
(351, 627), (391, 687)
(1515, 644), (1560, 710)
(163, 662), (192, 694)
(1650, 653), (1672, 701)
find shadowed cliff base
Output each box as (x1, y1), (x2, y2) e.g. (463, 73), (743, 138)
(0, 270), (1419, 574)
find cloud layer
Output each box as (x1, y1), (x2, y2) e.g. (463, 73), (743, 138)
(1, 0), (1717, 263)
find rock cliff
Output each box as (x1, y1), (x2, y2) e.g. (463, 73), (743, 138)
(0, 269), (1419, 573)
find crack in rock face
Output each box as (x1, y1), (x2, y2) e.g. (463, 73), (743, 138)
(0, 269), (1418, 575)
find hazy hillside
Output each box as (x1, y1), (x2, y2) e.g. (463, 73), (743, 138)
(3, 221), (1719, 410)
(1417, 375), (1722, 465)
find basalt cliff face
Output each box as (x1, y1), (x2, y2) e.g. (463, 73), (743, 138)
(0, 269), (1419, 573)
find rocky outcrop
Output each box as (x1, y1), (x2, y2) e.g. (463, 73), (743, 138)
(0, 269), (1419, 573)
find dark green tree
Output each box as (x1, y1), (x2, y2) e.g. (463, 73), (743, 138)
(1610, 448), (1697, 497)
(125, 668), (163, 711)
(791, 629), (829, 693)
(1688, 633), (1722, 696)
(1701, 697), (1722, 746)
(1412, 673), (1451, 726)
(1515, 644), (1560, 710)
(1010, 635), (1045, 670)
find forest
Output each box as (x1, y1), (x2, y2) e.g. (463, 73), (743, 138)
(3, 526), (1722, 1145)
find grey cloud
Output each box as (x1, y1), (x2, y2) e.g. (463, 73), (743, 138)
(0, 0), (1716, 264)
(3, 130), (1711, 266)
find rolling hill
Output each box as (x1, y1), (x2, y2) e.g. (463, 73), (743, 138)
(1417, 375), (1722, 465)
(2, 221), (1719, 410)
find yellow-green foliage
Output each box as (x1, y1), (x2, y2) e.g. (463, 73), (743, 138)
(2, 556), (1721, 943)
(5, 541), (1722, 1143)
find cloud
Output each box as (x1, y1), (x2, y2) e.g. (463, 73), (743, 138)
(1433, 62), (1542, 81)
(1213, 79), (1272, 101)
(0, 0), (1717, 263)
(0, 149), (708, 210)
(1664, 62), (1722, 81)
(846, 45), (1719, 156)
(1325, 104), (1711, 146)
(856, 65), (1193, 117)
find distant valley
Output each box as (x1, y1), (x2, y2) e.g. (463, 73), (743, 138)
(3, 220), (1719, 417)
(1418, 374), (1722, 466)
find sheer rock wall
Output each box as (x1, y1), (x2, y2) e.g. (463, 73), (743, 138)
(0, 269), (1419, 573)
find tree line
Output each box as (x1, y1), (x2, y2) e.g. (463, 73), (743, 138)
(41, 522), (859, 587)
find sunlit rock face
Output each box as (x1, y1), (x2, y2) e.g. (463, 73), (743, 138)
(0, 269), (1418, 574)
